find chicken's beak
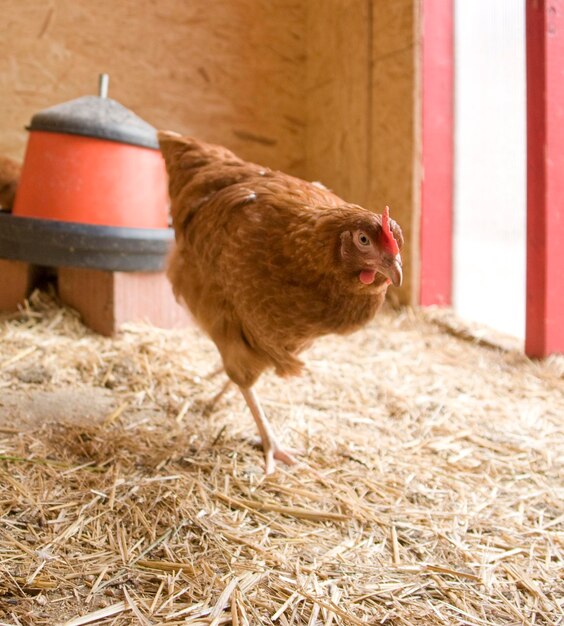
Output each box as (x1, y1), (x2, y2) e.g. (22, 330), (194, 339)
(380, 254), (403, 287)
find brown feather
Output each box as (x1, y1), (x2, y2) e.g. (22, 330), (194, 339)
(0, 156), (21, 210)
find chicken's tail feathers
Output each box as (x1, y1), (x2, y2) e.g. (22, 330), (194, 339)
(157, 131), (198, 167)
(157, 130), (182, 141)
(157, 131), (246, 232)
(158, 131), (240, 171)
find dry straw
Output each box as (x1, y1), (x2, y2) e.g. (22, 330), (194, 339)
(0, 291), (562, 625)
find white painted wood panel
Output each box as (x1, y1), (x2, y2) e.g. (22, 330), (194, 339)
(454, 0), (526, 339)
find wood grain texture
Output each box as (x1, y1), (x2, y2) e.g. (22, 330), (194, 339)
(58, 267), (189, 336)
(305, 0), (371, 204)
(0, 0), (306, 173)
(0, 260), (30, 311)
(370, 0), (418, 305)
(305, 0), (418, 304)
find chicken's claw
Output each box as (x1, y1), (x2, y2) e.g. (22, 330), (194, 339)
(240, 386), (302, 475)
(265, 443), (300, 475)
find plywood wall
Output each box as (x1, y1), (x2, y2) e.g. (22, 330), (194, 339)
(0, 0), (306, 172)
(305, 0), (419, 304)
(1, 0), (419, 303)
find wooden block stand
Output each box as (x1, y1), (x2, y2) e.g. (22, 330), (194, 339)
(0, 260), (188, 336)
(0, 259), (31, 311)
(58, 267), (189, 336)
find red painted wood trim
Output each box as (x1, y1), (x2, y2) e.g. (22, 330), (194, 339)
(526, 0), (564, 357)
(419, 0), (454, 306)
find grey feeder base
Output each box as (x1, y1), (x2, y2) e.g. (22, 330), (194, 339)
(0, 212), (174, 272)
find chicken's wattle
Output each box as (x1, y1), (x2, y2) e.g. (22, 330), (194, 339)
(359, 270), (376, 285)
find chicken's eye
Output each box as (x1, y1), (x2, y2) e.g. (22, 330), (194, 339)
(358, 232), (370, 246)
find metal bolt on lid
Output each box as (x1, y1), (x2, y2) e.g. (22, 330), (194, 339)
(27, 74), (159, 150)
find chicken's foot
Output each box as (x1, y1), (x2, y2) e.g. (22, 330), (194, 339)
(239, 387), (299, 474)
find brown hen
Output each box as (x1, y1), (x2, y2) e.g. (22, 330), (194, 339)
(158, 132), (403, 473)
(0, 156), (21, 210)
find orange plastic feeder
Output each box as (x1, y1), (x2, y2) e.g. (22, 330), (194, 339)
(13, 74), (168, 229)
(0, 75), (182, 336)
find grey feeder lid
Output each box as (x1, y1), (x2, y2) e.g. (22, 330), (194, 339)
(27, 74), (159, 150)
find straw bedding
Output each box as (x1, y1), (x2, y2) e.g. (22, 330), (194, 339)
(0, 292), (562, 625)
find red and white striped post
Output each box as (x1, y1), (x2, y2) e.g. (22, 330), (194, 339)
(526, 0), (564, 357)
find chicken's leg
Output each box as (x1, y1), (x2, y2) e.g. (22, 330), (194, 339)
(204, 365), (225, 380)
(239, 387), (298, 474)
(203, 378), (232, 415)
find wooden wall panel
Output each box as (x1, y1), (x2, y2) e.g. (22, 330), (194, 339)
(371, 0), (419, 304)
(305, 0), (419, 304)
(1, 0), (419, 303)
(0, 0), (306, 173)
(305, 1), (371, 204)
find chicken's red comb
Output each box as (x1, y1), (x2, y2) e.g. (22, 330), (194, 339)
(382, 206), (400, 255)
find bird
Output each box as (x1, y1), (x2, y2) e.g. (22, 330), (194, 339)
(158, 132), (403, 473)
(0, 156), (21, 211)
